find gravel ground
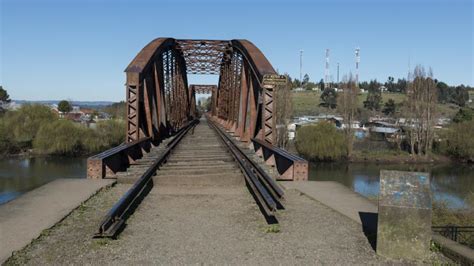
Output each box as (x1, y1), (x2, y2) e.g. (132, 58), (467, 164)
(5, 183), (449, 265)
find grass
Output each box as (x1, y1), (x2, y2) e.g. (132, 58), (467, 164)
(90, 238), (111, 250)
(264, 224), (280, 233)
(291, 91), (406, 117)
(350, 149), (450, 163)
(291, 91), (462, 118)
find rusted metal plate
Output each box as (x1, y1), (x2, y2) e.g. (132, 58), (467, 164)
(263, 74), (287, 86)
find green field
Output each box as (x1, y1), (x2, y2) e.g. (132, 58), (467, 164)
(291, 91), (461, 118)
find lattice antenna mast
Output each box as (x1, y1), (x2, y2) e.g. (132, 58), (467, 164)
(324, 49), (330, 88)
(355, 47), (360, 86)
(299, 49), (303, 84)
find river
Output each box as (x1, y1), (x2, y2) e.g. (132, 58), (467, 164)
(1, 157), (473, 209)
(0, 157), (87, 205)
(309, 162), (474, 209)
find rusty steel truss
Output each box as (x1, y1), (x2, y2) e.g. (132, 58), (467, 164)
(124, 38), (286, 145)
(88, 37), (308, 181)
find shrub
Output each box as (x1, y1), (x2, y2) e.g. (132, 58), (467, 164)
(83, 120), (125, 153)
(3, 104), (56, 146)
(96, 120), (125, 147)
(0, 119), (19, 155)
(295, 121), (346, 161)
(443, 120), (474, 162)
(34, 120), (86, 155)
(452, 107), (473, 123)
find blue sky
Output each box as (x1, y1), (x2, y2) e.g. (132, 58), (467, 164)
(1, 0), (473, 101)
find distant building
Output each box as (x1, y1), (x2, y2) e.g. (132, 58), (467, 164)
(1, 101), (22, 110)
(364, 120), (400, 141)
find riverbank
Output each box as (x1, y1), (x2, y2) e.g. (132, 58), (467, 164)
(0, 156), (88, 205)
(0, 150), (97, 160)
(288, 141), (460, 165)
(348, 150), (453, 164)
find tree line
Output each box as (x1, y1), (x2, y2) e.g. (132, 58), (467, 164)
(293, 66), (474, 162)
(0, 87), (125, 156)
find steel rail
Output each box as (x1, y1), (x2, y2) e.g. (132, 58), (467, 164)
(95, 119), (199, 238)
(207, 118), (284, 223)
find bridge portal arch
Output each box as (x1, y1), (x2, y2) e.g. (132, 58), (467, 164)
(124, 38), (286, 145)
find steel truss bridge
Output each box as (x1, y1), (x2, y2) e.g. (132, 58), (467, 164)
(87, 38), (308, 237)
(123, 38), (286, 145)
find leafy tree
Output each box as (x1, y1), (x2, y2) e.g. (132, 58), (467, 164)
(395, 78), (407, 93)
(453, 107), (473, 123)
(295, 122), (346, 161)
(385, 76), (395, 92)
(363, 80), (382, 111)
(319, 88), (337, 109)
(58, 100), (72, 113)
(303, 74), (310, 85)
(382, 99), (396, 116)
(443, 120), (474, 162)
(2, 104), (56, 145)
(103, 101), (126, 119)
(436, 81), (469, 106)
(318, 79), (325, 91)
(0, 119), (19, 154)
(358, 81), (369, 91)
(34, 120), (85, 155)
(436, 81), (449, 103)
(452, 86), (469, 107)
(292, 79), (302, 89)
(0, 86), (11, 114)
(0, 86), (11, 103)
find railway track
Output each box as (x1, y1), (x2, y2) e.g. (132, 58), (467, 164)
(95, 117), (284, 238)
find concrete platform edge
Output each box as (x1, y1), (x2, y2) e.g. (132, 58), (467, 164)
(0, 178), (116, 263)
(279, 180), (474, 265)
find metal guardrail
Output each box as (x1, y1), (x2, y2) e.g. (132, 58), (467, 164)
(251, 138), (308, 181)
(208, 117), (284, 223)
(433, 226), (474, 249)
(94, 119), (199, 238)
(87, 137), (152, 179)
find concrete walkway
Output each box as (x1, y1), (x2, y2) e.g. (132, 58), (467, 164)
(280, 181), (377, 229)
(0, 178), (114, 263)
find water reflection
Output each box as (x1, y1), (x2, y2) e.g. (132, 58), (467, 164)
(0, 157), (86, 205)
(309, 162), (474, 209)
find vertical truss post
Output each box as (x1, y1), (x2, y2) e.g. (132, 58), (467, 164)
(248, 76), (258, 142)
(143, 78), (153, 137)
(236, 62), (248, 140)
(153, 62), (164, 134)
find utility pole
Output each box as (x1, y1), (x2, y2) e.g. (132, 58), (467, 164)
(355, 47), (360, 86)
(299, 49), (303, 85)
(337, 63), (340, 84)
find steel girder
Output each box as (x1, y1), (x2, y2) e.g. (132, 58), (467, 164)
(124, 38), (285, 145)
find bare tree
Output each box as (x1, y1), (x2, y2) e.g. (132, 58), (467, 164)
(404, 65), (438, 157)
(337, 74), (359, 157)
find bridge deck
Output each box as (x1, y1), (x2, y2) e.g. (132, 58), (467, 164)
(6, 120), (397, 264)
